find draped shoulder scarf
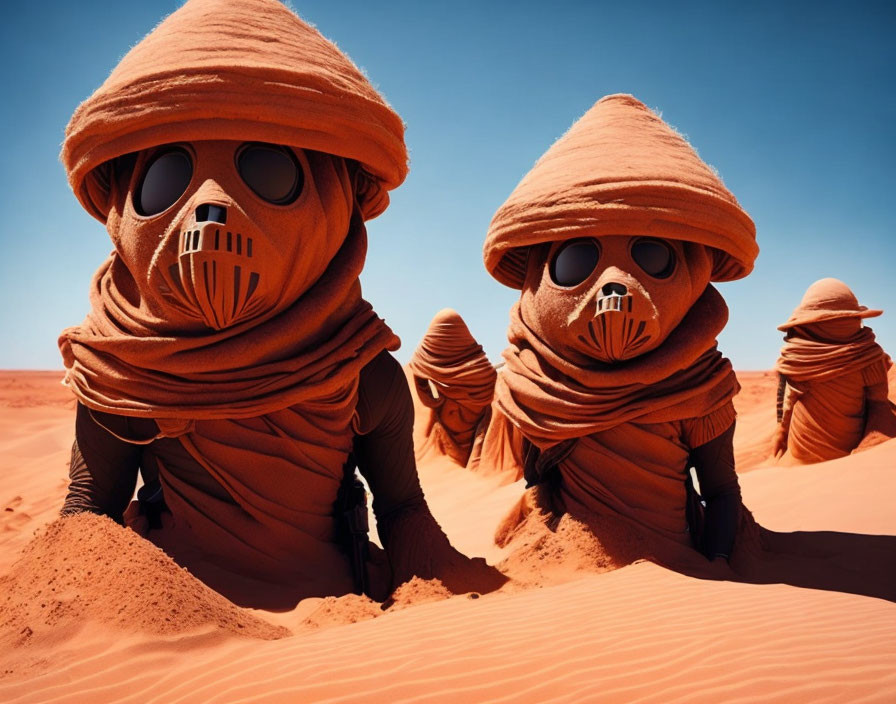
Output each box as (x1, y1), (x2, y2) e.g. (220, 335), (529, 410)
(497, 285), (739, 448)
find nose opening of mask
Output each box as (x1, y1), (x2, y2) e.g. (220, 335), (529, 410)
(597, 292), (633, 314)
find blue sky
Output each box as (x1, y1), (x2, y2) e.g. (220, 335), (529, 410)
(1, 0), (894, 370)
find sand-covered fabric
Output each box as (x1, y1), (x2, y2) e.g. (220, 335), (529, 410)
(62, 0), (407, 223)
(776, 322), (886, 384)
(496, 286), (739, 448)
(55, 0), (415, 598)
(776, 325), (893, 463)
(483, 94), (757, 289)
(477, 92), (755, 558)
(538, 404), (736, 545)
(408, 309), (496, 466)
(775, 279), (894, 463)
(468, 405), (526, 482)
(58, 0), (403, 423)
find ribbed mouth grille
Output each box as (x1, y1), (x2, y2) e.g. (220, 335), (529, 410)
(165, 226), (261, 329)
(181, 228), (254, 257)
(580, 310), (653, 359)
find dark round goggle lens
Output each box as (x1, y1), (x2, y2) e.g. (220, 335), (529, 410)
(237, 143), (303, 205)
(631, 238), (675, 278)
(549, 239), (601, 287)
(135, 148), (193, 216)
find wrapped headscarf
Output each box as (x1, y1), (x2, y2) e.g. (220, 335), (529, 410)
(408, 309), (496, 465)
(57, 0), (411, 589)
(777, 278), (882, 331)
(63, 0), (407, 223)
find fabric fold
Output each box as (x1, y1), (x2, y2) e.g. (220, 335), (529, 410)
(60, 215), (399, 421)
(497, 285), (739, 447)
(408, 309), (496, 466)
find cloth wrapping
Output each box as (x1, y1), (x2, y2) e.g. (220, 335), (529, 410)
(496, 286), (739, 448)
(59, 213), (399, 421)
(776, 314), (892, 463)
(408, 309), (496, 466)
(62, 0), (408, 223)
(551, 404), (737, 545)
(478, 93), (751, 543)
(776, 324), (886, 384)
(150, 407), (361, 590)
(483, 94), (757, 289)
(57, 0), (409, 590)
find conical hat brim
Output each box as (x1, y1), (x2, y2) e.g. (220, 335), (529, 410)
(777, 307), (883, 331)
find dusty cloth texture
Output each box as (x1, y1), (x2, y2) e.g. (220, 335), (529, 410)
(408, 309), (496, 466)
(776, 321), (886, 384)
(487, 288), (740, 542)
(777, 277), (882, 331)
(496, 285), (739, 448)
(483, 94), (757, 289)
(776, 316), (894, 463)
(495, 405), (739, 551)
(544, 405), (738, 544)
(63, 352), (433, 602)
(60, 203), (399, 422)
(62, 0), (407, 223)
(58, 0), (405, 422)
(467, 402), (526, 482)
(477, 92), (755, 557)
(53, 0), (477, 604)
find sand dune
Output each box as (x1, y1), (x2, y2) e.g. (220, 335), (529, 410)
(731, 370), (778, 472)
(1, 370), (894, 702)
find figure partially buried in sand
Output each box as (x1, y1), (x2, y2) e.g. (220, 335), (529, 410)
(449, 96), (895, 601)
(407, 309), (497, 468)
(773, 278), (896, 464)
(57, 0), (501, 606)
(473, 94), (757, 563)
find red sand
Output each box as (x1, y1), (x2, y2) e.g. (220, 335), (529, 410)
(1, 370), (895, 702)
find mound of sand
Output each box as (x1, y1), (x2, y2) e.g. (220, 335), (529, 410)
(384, 577), (454, 610)
(0, 512), (289, 654)
(495, 497), (632, 587)
(300, 593), (383, 629)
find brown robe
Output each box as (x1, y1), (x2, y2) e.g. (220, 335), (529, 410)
(63, 351), (424, 600)
(776, 320), (894, 463)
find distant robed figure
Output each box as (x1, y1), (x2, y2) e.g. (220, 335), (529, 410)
(773, 278), (896, 464)
(407, 309), (496, 468)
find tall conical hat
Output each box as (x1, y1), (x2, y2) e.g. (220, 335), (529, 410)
(62, 0), (408, 222)
(484, 94), (758, 288)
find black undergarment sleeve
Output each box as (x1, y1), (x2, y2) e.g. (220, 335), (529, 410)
(353, 350), (426, 522)
(690, 421), (741, 560)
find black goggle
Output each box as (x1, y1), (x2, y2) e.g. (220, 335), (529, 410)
(549, 237), (677, 287)
(134, 142), (304, 216)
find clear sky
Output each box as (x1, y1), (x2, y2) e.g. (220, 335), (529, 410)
(1, 0), (894, 370)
